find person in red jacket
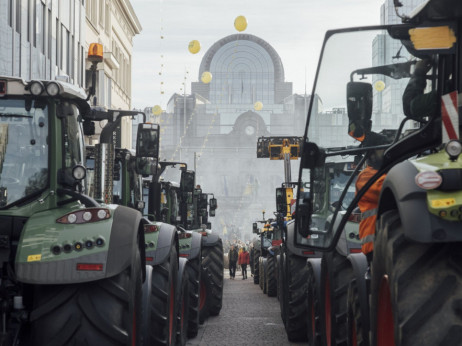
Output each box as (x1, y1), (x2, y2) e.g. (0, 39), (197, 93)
(238, 247), (250, 280)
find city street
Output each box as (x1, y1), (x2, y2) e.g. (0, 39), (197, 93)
(187, 269), (306, 346)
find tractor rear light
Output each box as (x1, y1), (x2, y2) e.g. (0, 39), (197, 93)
(303, 251), (315, 255)
(178, 232), (192, 239)
(144, 224), (159, 233)
(29, 81), (44, 96)
(83, 212), (92, 221)
(415, 171), (442, 190)
(76, 263), (103, 271)
(74, 242), (83, 251)
(56, 208), (111, 224)
(67, 213), (77, 224)
(200, 231), (208, 236)
(349, 248), (362, 253)
(179, 254), (189, 258)
(146, 257), (154, 262)
(348, 213), (361, 223)
(439, 210), (448, 217)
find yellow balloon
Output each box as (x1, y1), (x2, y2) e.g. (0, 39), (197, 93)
(374, 80), (386, 92)
(152, 105), (162, 115)
(234, 15), (247, 32)
(201, 71), (212, 84)
(188, 40), (201, 54)
(254, 101), (263, 111)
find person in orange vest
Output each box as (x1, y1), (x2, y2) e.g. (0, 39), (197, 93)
(355, 133), (389, 263)
(238, 247), (250, 280)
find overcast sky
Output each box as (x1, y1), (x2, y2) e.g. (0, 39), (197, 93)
(130, 0), (387, 110)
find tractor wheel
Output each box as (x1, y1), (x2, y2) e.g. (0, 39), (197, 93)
(284, 249), (308, 342)
(199, 265), (213, 324)
(347, 278), (369, 346)
(307, 260), (322, 346)
(30, 247), (142, 346)
(371, 210), (462, 346)
(201, 239), (224, 316)
(259, 258), (264, 290)
(276, 254), (282, 301)
(262, 257), (268, 294)
(175, 260), (190, 346)
(150, 244), (178, 346)
(266, 255), (277, 297)
(185, 257), (201, 338)
(321, 251), (354, 346)
(253, 247), (261, 285)
(279, 246), (288, 325)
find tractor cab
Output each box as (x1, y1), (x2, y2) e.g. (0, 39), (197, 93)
(295, 17), (459, 251)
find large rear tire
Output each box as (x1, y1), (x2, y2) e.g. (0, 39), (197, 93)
(262, 257), (268, 294)
(175, 259), (190, 346)
(201, 239), (224, 316)
(279, 246), (288, 325)
(30, 248), (142, 346)
(150, 245), (179, 345)
(347, 278), (369, 346)
(307, 260), (322, 346)
(253, 247), (260, 285)
(198, 265), (213, 324)
(371, 210), (462, 346)
(266, 255), (277, 297)
(284, 249), (308, 342)
(321, 251), (354, 346)
(185, 257), (201, 338)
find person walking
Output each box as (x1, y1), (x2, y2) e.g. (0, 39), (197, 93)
(228, 245), (238, 279)
(238, 247), (250, 280)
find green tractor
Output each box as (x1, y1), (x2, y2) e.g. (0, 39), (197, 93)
(144, 163), (204, 338)
(294, 1), (462, 344)
(0, 46), (148, 345)
(86, 118), (185, 346)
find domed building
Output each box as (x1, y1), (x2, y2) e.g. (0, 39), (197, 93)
(157, 33), (310, 239)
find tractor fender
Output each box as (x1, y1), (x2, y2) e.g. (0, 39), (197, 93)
(346, 253), (370, 334)
(16, 205), (146, 284)
(177, 257), (188, 294)
(286, 219), (319, 258)
(106, 206), (146, 280)
(188, 232), (202, 261)
(379, 160), (462, 243)
(201, 233), (220, 247)
(306, 257), (322, 281)
(151, 222), (178, 266)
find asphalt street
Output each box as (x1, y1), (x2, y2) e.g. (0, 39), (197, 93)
(186, 268), (307, 346)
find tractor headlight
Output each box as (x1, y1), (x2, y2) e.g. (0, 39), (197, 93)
(72, 165), (86, 181)
(46, 82), (60, 96)
(29, 81), (44, 96)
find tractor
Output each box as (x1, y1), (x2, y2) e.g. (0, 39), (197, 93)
(294, 1), (462, 345)
(0, 44), (148, 345)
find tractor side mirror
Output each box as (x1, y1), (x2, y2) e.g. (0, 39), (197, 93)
(206, 222), (212, 230)
(346, 82), (373, 142)
(276, 188), (286, 214)
(209, 209), (216, 217)
(252, 223), (258, 234)
(136, 123), (159, 176)
(296, 191), (312, 238)
(180, 170), (195, 194)
(301, 141), (325, 169)
(209, 198), (217, 210)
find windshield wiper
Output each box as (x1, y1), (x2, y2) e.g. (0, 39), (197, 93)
(0, 113), (33, 119)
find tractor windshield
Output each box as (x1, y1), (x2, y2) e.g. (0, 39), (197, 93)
(0, 99), (49, 207)
(299, 25), (436, 249)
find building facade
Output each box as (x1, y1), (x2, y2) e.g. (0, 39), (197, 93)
(0, 0), (86, 87)
(85, 0), (141, 149)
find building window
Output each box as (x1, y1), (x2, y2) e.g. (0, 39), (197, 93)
(47, 8), (52, 58)
(8, 0), (13, 27)
(15, 0), (21, 33)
